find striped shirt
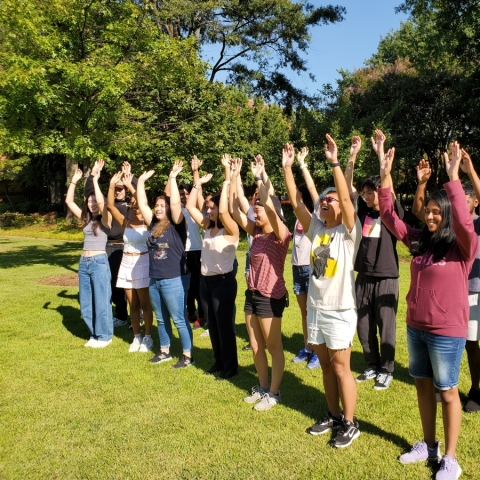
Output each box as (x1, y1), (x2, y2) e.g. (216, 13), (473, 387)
(248, 226), (292, 299)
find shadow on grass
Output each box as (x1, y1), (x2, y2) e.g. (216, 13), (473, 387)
(0, 241), (80, 272)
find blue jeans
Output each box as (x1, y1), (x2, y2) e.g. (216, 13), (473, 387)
(407, 325), (466, 390)
(292, 264), (310, 295)
(78, 254), (113, 341)
(149, 275), (192, 352)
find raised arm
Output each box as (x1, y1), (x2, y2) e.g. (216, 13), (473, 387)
(254, 160), (286, 240)
(107, 171), (127, 227)
(283, 143), (311, 232)
(65, 169), (84, 220)
(136, 170), (154, 226)
(230, 158), (255, 235)
(461, 149), (480, 200)
(233, 157), (250, 214)
(372, 129), (395, 195)
(186, 173), (211, 229)
(344, 136), (362, 200)
(412, 159), (431, 221)
(168, 160), (184, 224)
(445, 142), (478, 261)
(91, 160), (111, 228)
(255, 154), (274, 196)
(325, 134), (356, 232)
(296, 146), (319, 204)
(191, 155), (204, 211)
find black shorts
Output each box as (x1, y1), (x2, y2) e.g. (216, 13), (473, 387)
(244, 289), (287, 318)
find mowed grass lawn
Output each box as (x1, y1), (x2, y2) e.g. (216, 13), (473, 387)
(1, 236), (479, 480)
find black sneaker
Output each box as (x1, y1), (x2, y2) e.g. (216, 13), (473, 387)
(204, 364), (223, 375)
(464, 387), (480, 412)
(332, 418), (360, 448)
(373, 373), (393, 390)
(307, 411), (343, 435)
(215, 369), (238, 381)
(356, 368), (377, 383)
(172, 354), (195, 369)
(149, 351), (172, 364)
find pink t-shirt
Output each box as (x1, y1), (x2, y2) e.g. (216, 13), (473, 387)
(248, 226), (292, 299)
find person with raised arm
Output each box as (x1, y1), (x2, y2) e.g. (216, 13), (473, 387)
(136, 162), (194, 369)
(107, 170), (153, 353)
(378, 143), (477, 479)
(344, 131), (404, 390)
(65, 160), (114, 348)
(230, 156), (292, 411)
(185, 154), (239, 380)
(283, 136), (362, 448)
(290, 147), (320, 370)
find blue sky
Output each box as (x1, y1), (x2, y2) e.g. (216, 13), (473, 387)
(202, 1), (409, 95)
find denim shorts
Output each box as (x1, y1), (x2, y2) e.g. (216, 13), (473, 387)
(292, 265), (310, 295)
(407, 325), (466, 391)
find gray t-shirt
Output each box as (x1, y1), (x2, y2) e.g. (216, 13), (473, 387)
(306, 215), (361, 310)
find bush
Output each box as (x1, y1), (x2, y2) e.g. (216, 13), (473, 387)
(0, 211), (59, 227)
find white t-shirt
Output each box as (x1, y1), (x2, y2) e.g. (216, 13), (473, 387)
(291, 219), (311, 266)
(182, 206), (202, 251)
(305, 215), (361, 310)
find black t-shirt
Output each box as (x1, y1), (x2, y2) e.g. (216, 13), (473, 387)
(147, 217), (188, 279)
(354, 195), (405, 278)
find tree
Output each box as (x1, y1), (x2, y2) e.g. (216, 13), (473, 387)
(142, 0), (346, 110)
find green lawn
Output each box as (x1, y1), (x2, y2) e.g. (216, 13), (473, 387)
(0, 236), (478, 479)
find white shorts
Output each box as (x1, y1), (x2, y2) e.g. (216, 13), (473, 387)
(467, 293), (480, 342)
(307, 307), (357, 350)
(116, 253), (150, 289)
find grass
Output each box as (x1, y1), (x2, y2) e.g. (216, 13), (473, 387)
(0, 235), (479, 479)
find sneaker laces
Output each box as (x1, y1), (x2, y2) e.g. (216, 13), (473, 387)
(376, 373), (387, 383)
(258, 393), (271, 403)
(439, 456), (456, 473)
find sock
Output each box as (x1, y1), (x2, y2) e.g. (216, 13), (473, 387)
(134, 334), (142, 341)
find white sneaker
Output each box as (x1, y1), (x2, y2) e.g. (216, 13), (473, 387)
(200, 329), (210, 338)
(254, 391), (282, 411)
(84, 337), (97, 347)
(128, 337), (142, 353)
(90, 339), (112, 349)
(139, 336), (154, 352)
(113, 317), (128, 328)
(244, 386), (269, 404)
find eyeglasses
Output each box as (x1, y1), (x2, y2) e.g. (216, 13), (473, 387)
(320, 196), (339, 204)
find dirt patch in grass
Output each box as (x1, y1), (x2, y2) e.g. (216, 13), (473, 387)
(40, 274), (78, 287)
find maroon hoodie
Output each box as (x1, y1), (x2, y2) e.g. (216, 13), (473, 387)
(378, 180), (478, 338)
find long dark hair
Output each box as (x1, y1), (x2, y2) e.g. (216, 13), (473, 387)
(409, 190), (455, 262)
(207, 194), (224, 230)
(298, 183), (314, 213)
(81, 196), (101, 235)
(152, 195), (172, 238)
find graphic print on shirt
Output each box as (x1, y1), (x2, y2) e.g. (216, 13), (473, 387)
(362, 215), (382, 238)
(154, 242), (169, 260)
(311, 232), (337, 279)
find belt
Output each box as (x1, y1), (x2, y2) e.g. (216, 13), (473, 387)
(124, 251), (148, 256)
(107, 242), (124, 245)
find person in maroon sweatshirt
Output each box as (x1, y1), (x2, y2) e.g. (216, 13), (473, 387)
(378, 142), (477, 480)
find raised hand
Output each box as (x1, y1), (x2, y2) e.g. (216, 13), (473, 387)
(444, 141), (461, 180)
(461, 148), (475, 175)
(170, 160), (183, 178)
(123, 172), (133, 189)
(72, 169), (83, 184)
(121, 161), (131, 175)
(191, 155), (202, 172)
(380, 147), (395, 179)
(324, 134), (338, 164)
(251, 157), (263, 178)
(198, 173), (213, 185)
(221, 153), (231, 169)
(231, 158), (242, 178)
(350, 136), (362, 156)
(282, 143), (295, 168)
(110, 171), (123, 186)
(138, 170), (155, 182)
(371, 129), (386, 157)
(416, 159), (431, 184)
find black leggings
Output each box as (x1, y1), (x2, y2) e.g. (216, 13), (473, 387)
(200, 271), (238, 372)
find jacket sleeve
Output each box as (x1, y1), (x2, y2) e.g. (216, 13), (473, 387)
(378, 187), (418, 248)
(445, 180), (478, 262)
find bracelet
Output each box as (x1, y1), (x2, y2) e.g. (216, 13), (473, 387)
(329, 162), (341, 168)
(224, 180), (231, 185)
(193, 184), (201, 190)
(299, 164), (308, 170)
(169, 175), (176, 179)
(254, 176), (263, 182)
(109, 186), (115, 191)
(71, 182), (77, 186)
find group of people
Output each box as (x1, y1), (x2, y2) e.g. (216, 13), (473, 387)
(65, 131), (480, 480)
